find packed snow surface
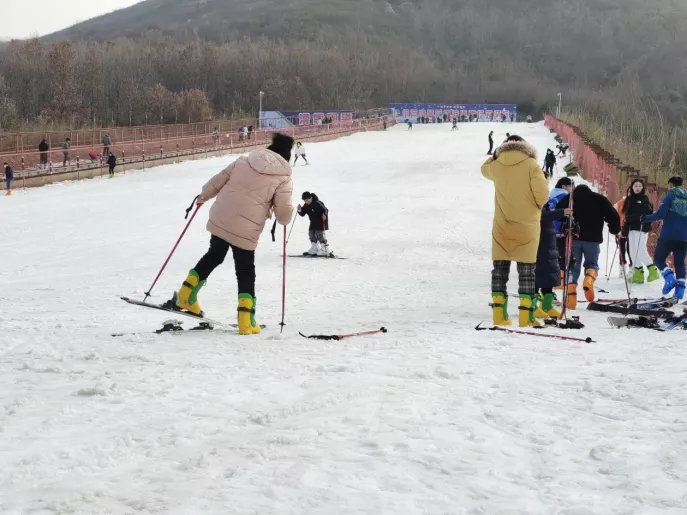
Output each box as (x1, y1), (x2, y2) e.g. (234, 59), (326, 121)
(2, 123), (686, 514)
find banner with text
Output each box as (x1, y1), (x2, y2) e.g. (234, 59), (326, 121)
(260, 110), (356, 129)
(388, 103), (517, 122)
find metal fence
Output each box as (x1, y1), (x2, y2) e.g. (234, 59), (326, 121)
(4, 116), (393, 181)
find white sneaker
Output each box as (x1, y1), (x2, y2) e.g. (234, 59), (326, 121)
(304, 242), (319, 256)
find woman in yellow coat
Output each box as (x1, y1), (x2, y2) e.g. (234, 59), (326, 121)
(481, 135), (550, 327)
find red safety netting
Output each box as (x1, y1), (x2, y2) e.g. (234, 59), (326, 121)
(544, 114), (668, 259)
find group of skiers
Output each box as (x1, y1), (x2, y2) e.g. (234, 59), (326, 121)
(482, 134), (687, 328)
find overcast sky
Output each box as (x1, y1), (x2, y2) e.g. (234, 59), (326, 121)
(2, 0), (143, 40)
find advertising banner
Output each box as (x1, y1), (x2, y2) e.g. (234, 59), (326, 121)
(388, 103), (517, 123)
(259, 110), (356, 129)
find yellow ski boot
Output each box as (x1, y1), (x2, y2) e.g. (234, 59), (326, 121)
(176, 270), (206, 316)
(490, 292), (512, 326)
(519, 294), (542, 328)
(238, 294), (261, 335)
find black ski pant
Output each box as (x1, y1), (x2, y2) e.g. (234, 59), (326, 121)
(194, 235), (256, 297)
(109, 165), (115, 174)
(545, 164), (553, 177)
(491, 261), (536, 296)
(488, 141), (493, 155)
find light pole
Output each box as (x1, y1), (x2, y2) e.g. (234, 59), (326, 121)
(259, 91), (265, 129)
(557, 92), (562, 118)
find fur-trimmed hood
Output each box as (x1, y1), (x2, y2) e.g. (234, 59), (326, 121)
(494, 140), (538, 165)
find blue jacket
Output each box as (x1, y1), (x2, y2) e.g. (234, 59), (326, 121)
(547, 188), (569, 236)
(644, 187), (687, 242)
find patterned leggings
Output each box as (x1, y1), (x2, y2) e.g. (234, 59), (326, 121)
(491, 261), (536, 296)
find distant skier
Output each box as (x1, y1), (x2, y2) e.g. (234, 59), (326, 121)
(38, 139), (49, 169)
(293, 142), (308, 165)
(107, 153), (117, 178)
(4, 161), (14, 195)
(642, 176), (687, 300)
(102, 133), (112, 156)
(481, 135), (549, 328)
(174, 133), (294, 335)
(62, 138), (71, 167)
(407, 120), (413, 131)
(621, 179), (658, 284)
(487, 131), (494, 155)
(556, 184), (621, 307)
(298, 191), (331, 256)
(556, 143), (569, 157)
(452, 119), (458, 131)
(543, 149), (556, 179)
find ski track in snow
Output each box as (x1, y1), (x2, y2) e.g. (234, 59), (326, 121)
(1, 123), (686, 514)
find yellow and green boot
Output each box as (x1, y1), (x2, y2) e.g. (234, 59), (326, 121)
(629, 267), (645, 284)
(519, 294), (542, 328)
(647, 264), (660, 283)
(237, 293), (261, 335)
(176, 270), (206, 316)
(490, 292), (512, 326)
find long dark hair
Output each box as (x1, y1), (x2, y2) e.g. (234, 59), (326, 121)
(622, 179), (645, 214)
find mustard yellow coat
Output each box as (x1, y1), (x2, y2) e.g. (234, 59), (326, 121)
(481, 141), (550, 263)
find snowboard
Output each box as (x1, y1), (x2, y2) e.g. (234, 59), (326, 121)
(607, 314), (687, 331)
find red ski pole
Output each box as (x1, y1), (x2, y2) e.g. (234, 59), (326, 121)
(280, 224), (287, 333)
(143, 197), (202, 303)
(475, 322), (593, 343)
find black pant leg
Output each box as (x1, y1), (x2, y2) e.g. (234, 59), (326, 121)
(231, 244), (256, 297)
(194, 235), (231, 281)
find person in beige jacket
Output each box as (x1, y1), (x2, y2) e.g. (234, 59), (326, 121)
(481, 135), (549, 328)
(176, 133), (295, 335)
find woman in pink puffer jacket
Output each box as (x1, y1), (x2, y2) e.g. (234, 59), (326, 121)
(175, 133), (295, 335)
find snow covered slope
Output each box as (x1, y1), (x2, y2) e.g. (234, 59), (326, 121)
(1, 122), (686, 514)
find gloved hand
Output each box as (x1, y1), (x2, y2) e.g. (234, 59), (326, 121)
(196, 196), (205, 207)
(297, 204), (302, 213)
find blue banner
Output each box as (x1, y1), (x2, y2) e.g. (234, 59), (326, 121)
(388, 103), (517, 122)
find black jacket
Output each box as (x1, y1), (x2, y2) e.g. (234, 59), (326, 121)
(556, 185), (620, 242)
(544, 153), (556, 167)
(39, 141), (49, 152)
(107, 154), (117, 167)
(298, 194), (329, 231)
(536, 206), (566, 289)
(5, 165), (13, 180)
(622, 193), (653, 234)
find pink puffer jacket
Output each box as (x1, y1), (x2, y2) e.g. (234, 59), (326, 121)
(200, 149), (294, 251)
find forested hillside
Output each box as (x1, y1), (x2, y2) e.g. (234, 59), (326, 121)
(0, 0), (685, 130)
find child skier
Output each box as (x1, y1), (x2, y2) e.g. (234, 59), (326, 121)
(547, 177), (574, 289)
(107, 153), (117, 178)
(293, 142), (308, 165)
(175, 133), (294, 335)
(642, 176), (687, 300)
(543, 149), (556, 179)
(620, 179), (659, 284)
(298, 191), (331, 256)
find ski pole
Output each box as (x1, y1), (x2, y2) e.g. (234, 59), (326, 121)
(475, 322), (593, 343)
(604, 229), (610, 278)
(280, 224), (287, 333)
(143, 197), (202, 303)
(286, 215), (298, 244)
(300, 327), (388, 341)
(606, 240), (618, 281)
